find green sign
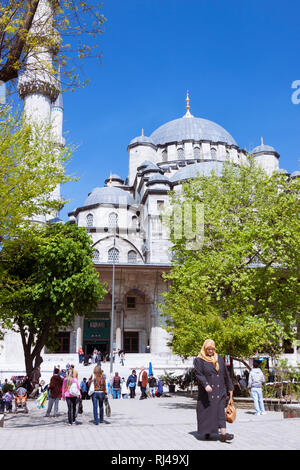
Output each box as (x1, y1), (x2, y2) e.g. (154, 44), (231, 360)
(83, 312), (110, 341)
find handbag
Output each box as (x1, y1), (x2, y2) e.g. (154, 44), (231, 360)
(88, 381), (94, 396)
(104, 397), (111, 417)
(69, 382), (80, 397)
(225, 401), (236, 423)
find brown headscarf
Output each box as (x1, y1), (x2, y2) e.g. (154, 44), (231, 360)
(198, 339), (219, 371)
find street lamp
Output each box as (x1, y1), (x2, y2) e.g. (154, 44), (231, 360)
(109, 229), (117, 375)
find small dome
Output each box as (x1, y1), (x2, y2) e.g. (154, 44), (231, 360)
(170, 161), (224, 183)
(291, 171), (300, 178)
(137, 160), (159, 170)
(150, 117), (237, 146)
(251, 142), (277, 154)
(83, 186), (135, 207)
(146, 173), (171, 186)
(129, 135), (155, 146)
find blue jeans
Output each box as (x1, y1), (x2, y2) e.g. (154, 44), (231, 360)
(112, 388), (120, 399)
(92, 392), (105, 424)
(149, 387), (156, 397)
(251, 387), (265, 414)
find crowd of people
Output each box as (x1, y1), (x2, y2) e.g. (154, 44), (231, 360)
(0, 340), (269, 441)
(0, 362), (164, 425)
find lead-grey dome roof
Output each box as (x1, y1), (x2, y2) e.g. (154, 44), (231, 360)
(84, 186), (135, 207)
(150, 117), (237, 146)
(130, 135), (155, 145)
(170, 161), (225, 183)
(252, 144), (276, 154)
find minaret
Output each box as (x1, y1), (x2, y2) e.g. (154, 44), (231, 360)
(17, 0), (62, 223)
(18, 0), (60, 124)
(51, 67), (65, 147)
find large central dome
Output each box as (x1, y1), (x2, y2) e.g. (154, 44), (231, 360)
(150, 116), (237, 147)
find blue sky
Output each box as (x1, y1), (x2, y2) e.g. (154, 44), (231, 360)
(24, 0), (300, 219)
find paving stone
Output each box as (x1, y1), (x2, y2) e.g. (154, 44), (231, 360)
(0, 394), (299, 450)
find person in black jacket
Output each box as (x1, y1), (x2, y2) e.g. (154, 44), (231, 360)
(148, 374), (157, 397)
(126, 370), (137, 399)
(194, 339), (234, 443)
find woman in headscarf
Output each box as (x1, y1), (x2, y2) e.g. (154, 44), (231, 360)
(193, 339), (234, 442)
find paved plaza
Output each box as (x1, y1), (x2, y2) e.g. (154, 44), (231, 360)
(1, 393), (299, 451)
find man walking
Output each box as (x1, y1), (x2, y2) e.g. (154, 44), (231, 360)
(29, 366), (41, 398)
(45, 368), (63, 417)
(126, 370), (137, 399)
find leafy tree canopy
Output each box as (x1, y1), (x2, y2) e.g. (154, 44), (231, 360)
(160, 160), (300, 364)
(0, 0), (106, 91)
(0, 222), (107, 377)
(0, 105), (75, 241)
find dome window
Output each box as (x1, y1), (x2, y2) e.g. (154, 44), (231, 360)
(128, 250), (137, 264)
(93, 249), (100, 264)
(194, 146), (201, 159)
(108, 247), (119, 263)
(86, 213), (94, 227)
(162, 149), (168, 162)
(108, 212), (118, 228)
(131, 216), (138, 228)
(177, 147), (184, 160)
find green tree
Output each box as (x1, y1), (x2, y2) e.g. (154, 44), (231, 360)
(160, 160), (300, 367)
(0, 223), (107, 379)
(0, 105), (75, 241)
(0, 0), (105, 91)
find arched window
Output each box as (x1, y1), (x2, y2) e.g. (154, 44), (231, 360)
(86, 213), (94, 227)
(226, 150), (230, 160)
(194, 146), (201, 159)
(131, 216), (138, 228)
(128, 250), (137, 264)
(162, 149), (168, 162)
(93, 249), (100, 264)
(108, 212), (118, 228)
(211, 148), (217, 159)
(177, 147), (184, 160)
(108, 247), (119, 263)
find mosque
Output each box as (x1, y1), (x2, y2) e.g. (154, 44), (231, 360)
(0, 1), (299, 370)
(66, 92), (299, 360)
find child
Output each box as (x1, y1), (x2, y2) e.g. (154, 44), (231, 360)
(121, 378), (128, 399)
(4, 389), (14, 413)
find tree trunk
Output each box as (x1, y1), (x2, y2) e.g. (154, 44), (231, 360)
(0, 0), (40, 83)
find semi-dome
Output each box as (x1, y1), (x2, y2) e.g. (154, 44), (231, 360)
(170, 161), (225, 183)
(150, 117), (237, 146)
(83, 186), (135, 207)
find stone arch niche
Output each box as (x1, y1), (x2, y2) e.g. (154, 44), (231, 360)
(120, 287), (150, 353)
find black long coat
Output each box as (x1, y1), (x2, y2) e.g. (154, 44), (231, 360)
(194, 356), (233, 434)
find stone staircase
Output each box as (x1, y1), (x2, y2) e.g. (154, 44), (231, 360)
(0, 353), (194, 384)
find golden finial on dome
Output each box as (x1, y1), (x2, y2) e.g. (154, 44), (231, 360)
(183, 90), (194, 118)
(142, 128), (144, 136)
(108, 172), (113, 187)
(261, 136), (264, 145)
